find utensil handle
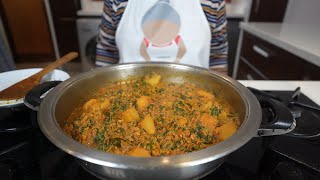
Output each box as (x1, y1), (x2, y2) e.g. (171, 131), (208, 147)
(24, 81), (62, 111)
(34, 52), (78, 78)
(255, 95), (296, 137)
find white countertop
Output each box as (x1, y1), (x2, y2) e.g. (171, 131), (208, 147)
(240, 22), (320, 67)
(239, 80), (320, 105)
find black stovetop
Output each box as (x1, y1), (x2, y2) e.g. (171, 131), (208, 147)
(0, 90), (320, 180)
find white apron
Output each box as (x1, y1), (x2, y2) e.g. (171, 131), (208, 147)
(115, 0), (211, 68)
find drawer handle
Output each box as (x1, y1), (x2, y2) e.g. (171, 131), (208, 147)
(253, 45), (270, 58)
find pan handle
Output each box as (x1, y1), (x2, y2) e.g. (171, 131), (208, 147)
(24, 81), (62, 111)
(255, 96), (296, 137)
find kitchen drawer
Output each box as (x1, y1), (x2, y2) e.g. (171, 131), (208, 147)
(240, 33), (305, 80)
(303, 62), (320, 80)
(236, 58), (266, 80)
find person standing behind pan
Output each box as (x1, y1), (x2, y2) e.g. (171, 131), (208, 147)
(96, 0), (228, 74)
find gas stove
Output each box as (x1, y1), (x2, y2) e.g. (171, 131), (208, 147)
(0, 89), (319, 180)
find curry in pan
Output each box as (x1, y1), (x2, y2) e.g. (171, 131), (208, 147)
(64, 73), (240, 157)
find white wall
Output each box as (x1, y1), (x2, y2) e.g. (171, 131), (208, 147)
(284, 0), (320, 24)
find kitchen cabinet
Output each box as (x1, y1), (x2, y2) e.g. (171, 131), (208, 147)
(230, 0), (288, 76)
(48, 0), (80, 60)
(248, 0), (288, 22)
(0, 0), (54, 62)
(236, 32), (320, 80)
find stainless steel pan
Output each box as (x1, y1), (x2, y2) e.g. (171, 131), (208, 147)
(24, 63), (295, 180)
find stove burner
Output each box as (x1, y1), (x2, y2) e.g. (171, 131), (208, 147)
(249, 87), (320, 139)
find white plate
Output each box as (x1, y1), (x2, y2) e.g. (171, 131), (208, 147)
(0, 68), (70, 108)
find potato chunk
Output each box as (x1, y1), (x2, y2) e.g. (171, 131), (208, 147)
(218, 110), (229, 122)
(100, 99), (110, 111)
(137, 96), (151, 111)
(128, 147), (151, 157)
(141, 114), (156, 134)
(200, 101), (213, 112)
(217, 121), (237, 141)
(178, 117), (187, 127)
(122, 107), (140, 122)
(83, 99), (100, 111)
(144, 73), (161, 86)
(199, 113), (218, 132)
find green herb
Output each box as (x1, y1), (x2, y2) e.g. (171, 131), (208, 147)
(95, 131), (105, 144)
(97, 145), (105, 151)
(157, 116), (165, 123)
(160, 106), (165, 111)
(175, 107), (183, 112)
(178, 101), (184, 106)
(147, 104), (154, 110)
(88, 118), (96, 127)
(146, 141), (154, 150)
(171, 141), (179, 150)
(117, 89), (123, 95)
(210, 106), (221, 116)
(180, 94), (187, 100)
(117, 127), (124, 133)
(120, 103), (128, 110)
(109, 138), (122, 147)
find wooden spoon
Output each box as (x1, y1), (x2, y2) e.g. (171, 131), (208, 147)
(0, 52), (79, 100)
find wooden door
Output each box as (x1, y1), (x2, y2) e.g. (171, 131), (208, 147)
(0, 0), (54, 61)
(249, 0), (288, 22)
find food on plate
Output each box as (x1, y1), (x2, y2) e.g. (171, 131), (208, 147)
(64, 73), (240, 157)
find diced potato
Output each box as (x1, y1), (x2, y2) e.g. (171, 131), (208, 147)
(100, 99), (110, 111)
(199, 113), (218, 132)
(122, 107), (140, 122)
(218, 110), (229, 121)
(200, 101), (213, 112)
(137, 96), (151, 111)
(83, 99), (100, 111)
(217, 121), (237, 141)
(128, 147), (151, 157)
(197, 90), (214, 99)
(144, 73), (161, 86)
(141, 114), (156, 134)
(178, 117), (187, 127)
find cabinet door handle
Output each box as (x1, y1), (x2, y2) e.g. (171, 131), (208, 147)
(253, 45), (270, 58)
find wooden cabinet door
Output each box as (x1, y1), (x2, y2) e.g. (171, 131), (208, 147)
(0, 0), (54, 61)
(48, 0), (80, 60)
(249, 0), (288, 22)
(237, 33), (320, 80)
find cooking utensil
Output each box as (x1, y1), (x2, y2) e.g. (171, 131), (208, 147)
(0, 69), (70, 108)
(24, 63), (295, 180)
(0, 52), (78, 101)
